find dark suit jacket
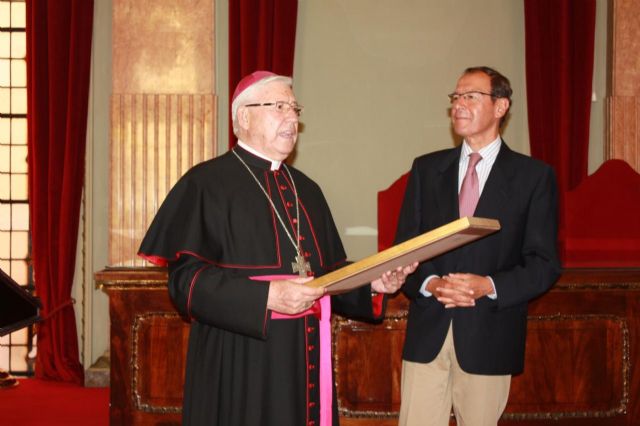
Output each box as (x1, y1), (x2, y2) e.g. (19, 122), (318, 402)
(395, 141), (560, 375)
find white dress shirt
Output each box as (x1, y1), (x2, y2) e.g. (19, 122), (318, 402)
(419, 137), (502, 298)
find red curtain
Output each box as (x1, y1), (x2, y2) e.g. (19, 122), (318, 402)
(228, 0), (299, 148)
(524, 0), (596, 192)
(26, 0), (94, 383)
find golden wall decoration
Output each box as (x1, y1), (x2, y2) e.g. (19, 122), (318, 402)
(112, 0), (215, 94)
(109, 0), (216, 266)
(607, 96), (640, 171)
(109, 93), (217, 266)
(607, 0), (640, 172)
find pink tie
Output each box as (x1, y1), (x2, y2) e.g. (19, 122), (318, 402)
(459, 152), (482, 218)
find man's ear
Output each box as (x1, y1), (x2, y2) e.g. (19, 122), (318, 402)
(239, 106), (250, 130)
(495, 98), (510, 118)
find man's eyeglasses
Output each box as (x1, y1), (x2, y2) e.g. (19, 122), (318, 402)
(447, 91), (495, 104)
(244, 101), (304, 116)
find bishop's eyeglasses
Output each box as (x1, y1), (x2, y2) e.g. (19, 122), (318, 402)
(244, 101), (304, 116)
(447, 91), (495, 104)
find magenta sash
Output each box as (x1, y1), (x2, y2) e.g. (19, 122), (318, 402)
(251, 275), (332, 426)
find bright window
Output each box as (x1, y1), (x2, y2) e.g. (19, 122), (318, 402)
(0, 0), (34, 376)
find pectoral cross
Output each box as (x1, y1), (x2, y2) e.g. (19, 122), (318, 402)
(292, 254), (311, 277)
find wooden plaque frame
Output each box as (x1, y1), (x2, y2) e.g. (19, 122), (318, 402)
(307, 217), (500, 294)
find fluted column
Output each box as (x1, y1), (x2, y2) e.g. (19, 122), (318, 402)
(607, 0), (640, 172)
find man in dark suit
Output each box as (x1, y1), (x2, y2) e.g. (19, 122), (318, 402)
(395, 66), (560, 426)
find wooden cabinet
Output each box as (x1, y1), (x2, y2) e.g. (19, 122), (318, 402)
(97, 268), (186, 426)
(336, 268), (640, 426)
(98, 268), (640, 425)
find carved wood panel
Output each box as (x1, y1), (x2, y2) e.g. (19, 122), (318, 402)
(98, 268), (640, 425)
(334, 269), (640, 426)
(131, 312), (189, 413)
(506, 315), (628, 419)
(333, 315), (406, 417)
(98, 268), (188, 426)
(333, 313), (629, 422)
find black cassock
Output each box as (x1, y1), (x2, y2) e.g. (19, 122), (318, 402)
(139, 146), (383, 426)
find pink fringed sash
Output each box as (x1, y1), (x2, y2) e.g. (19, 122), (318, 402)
(251, 275), (332, 426)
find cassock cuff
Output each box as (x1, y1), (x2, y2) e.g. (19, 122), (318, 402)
(371, 293), (384, 317)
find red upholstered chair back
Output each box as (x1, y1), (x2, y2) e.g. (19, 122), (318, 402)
(562, 159), (640, 267)
(377, 160), (640, 268)
(377, 173), (409, 252)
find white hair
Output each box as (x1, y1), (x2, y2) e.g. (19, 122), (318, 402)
(231, 75), (293, 136)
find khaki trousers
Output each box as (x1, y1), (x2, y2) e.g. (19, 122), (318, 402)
(398, 324), (511, 426)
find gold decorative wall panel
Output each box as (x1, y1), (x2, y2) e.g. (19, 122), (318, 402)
(607, 0), (640, 172)
(607, 96), (639, 171)
(112, 0), (214, 93)
(109, 0), (216, 266)
(109, 93), (217, 266)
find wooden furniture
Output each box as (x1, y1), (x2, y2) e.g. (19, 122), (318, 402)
(99, 268), (640, 425)
(334, 268), (640, 426)
(97, 268), (186, 426)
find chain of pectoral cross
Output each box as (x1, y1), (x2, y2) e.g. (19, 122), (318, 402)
(233, 149), (312, 277)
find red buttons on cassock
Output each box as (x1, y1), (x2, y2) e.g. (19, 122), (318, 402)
(307, 326), (315, 333)
(308, 421), (315, 425)
(308, 383), (315, 389)
(308, 402), (316, 408)
(308, 345), (315, 351)
(298, 235), (305, 241)
(309, 364), (316, 370)
(286, 201), (293, 208)
(280, 185), (287, 190)
(304, 251), (311, 257)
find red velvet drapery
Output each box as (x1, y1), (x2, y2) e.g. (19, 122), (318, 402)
(228, 0), (299, 148)
(524, 0), (596, 192)
(26, 0), (94, 383)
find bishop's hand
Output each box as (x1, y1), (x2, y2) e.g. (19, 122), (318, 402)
(371, 262), (418, 294)
(267, 277), (326, 315)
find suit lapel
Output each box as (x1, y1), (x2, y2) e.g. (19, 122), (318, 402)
(435, 147), (462, 223)
(475, 142), (515, 219)
(434, 142), (517, 223)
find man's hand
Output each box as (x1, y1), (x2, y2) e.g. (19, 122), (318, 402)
(267, 277), (325, 314)
(371, 262), (419, 294)
(428, 273), (493, 308)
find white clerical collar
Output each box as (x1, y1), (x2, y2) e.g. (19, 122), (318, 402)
(237, 141), (282, 171)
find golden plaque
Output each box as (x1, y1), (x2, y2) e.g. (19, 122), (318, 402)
(307, 217), (500, 294)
